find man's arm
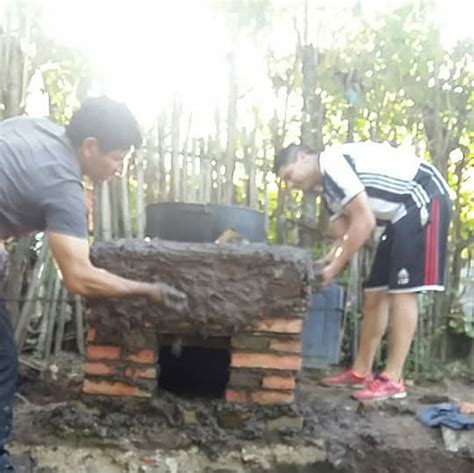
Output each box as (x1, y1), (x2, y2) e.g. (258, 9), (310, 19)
(323, 192), (375, 280)
(47, 232), (187, 311)
(321, 215), (350, 265)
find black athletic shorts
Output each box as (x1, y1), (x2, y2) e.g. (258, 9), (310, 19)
(364, 194), (452, 293)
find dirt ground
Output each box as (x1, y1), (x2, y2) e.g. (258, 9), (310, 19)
(8, 353), (474, 473)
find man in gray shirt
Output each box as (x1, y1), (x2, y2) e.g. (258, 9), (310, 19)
(0, 97), (187, 472)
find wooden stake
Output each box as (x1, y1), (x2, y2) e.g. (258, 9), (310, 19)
(74, 295), (85, 356)
(54, 287), (69, 355)
(100, 182), (112, 240)
(135, 149), (145, 238)
(44, 273), (61, 360)
(15, 239), (50, 349)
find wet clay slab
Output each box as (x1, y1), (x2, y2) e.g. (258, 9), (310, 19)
(88, 239), (314, 339)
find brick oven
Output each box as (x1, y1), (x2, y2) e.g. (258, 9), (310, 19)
(83, 240), (312, 405)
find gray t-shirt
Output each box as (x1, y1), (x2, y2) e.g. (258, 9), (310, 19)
(0, 116), (88, 239)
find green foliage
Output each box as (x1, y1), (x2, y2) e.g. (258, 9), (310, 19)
(29, 12), (92, 123)
(33, 43), (92, 123)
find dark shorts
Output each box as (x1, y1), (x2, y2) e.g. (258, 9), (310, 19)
(0, 252), (18, 471)
(364, 195), (452, 293)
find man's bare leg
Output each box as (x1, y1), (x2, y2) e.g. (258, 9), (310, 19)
(352, 289), (390, 376)
(384, 292), (418, 381)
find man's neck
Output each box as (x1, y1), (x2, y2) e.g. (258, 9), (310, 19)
(62, 132), (84, 175)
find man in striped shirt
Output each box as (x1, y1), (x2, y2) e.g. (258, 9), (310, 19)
(275, 141), (451, 401)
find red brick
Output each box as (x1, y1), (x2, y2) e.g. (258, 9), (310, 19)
(83, 380), (151, 398)
(125, 366), (156, 379)
(126, 349), (156, 364)
(87, 327), (96, 342)
(225, 389), (249, 403)
(262, 375), (296, 390)
(251, 390), (294, 405)
(269, 339), (301, 353)
(87, 345), (120, 360)
(85, 362), (117, 376)
(231, 353), (302, 371)
(252, 319), (302, 334)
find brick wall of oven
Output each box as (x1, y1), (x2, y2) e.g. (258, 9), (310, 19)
(83, 325), (158, 398)
(83, 316), (303, 405)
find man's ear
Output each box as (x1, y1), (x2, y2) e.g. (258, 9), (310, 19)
(80, 137), (100, 159)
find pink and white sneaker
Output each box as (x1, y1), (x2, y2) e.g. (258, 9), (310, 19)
(319, 369), (373, 388)
(352, 373), (407, 401)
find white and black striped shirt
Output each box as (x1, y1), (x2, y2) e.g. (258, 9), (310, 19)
(319, 141), (450, 223)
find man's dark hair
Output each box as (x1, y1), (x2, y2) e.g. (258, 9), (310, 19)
(273, 143), (316, 174)
(66, 96), (142, 152)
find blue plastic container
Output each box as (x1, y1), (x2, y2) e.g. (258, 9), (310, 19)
(302, 284), (344, 368)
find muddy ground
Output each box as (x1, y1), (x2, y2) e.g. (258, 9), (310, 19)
(9, 354), (474, 473)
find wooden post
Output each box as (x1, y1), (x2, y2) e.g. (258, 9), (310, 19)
(0, 25), (4, 117)
(276, 181), (288, 245)
(135, 150), (145, 238)
(100, 182), (112, 240)
(19, 3), (32, 110)
(262, 145), (270, 236)
(248, 121), (258, 209)
(224, 53), (238, 204)
(181, 112), (193, 202)
(299, 3), (325, 248)
(4, 236), (32, 327)
(188, 138), (198, 203)
(145, 135), (157, 206)
(36, 258), (54, 356)
(44, 274), (61, 360)
(201, 138), (211, 203)
(54, 287), (69, 355)
(170, 97), (181, 202)
(110, 177), (120, 238)
(209, 138), (218, 204)
(120, 169), (132, 239)
(75, 295), (85, 355)
(2, 9), (15, 118)
(214, 109), (223, 204)
(15, 239), (50, 349)
(93, 184), (102, 240)
(157, 113), (167, 202)
(4, 35), (22, 117)
(300, 41), (319, 248)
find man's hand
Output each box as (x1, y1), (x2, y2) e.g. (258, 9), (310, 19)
(314, 265), (336, 292)
(147, 282), (189, 313)
(313, 259), (326, 292)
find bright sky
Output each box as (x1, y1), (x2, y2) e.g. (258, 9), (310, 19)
(41, 0), (232, 129)
(1, 0), (472, 129)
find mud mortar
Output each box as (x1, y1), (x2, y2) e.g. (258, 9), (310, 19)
(13, 363), (474, 473)
(88, 240), (314, 349)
